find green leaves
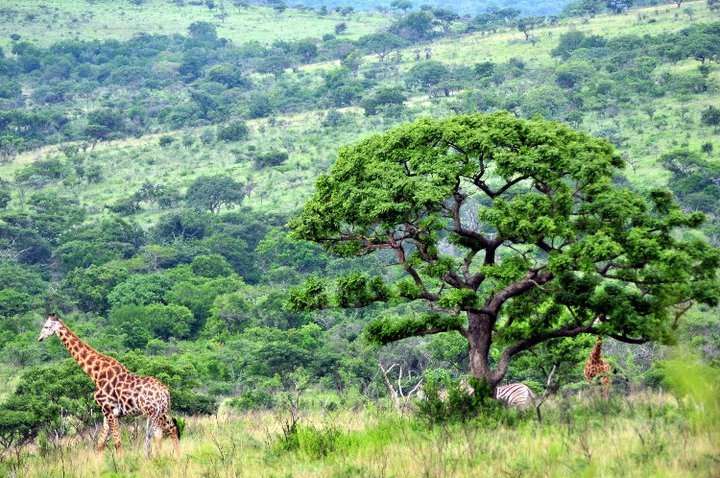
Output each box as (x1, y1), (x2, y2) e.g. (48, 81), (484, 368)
(365, 313), (464, 345)
(480, 193), (565, 242)
(288, 276), (330, 311)
(438, 289), (480, 309)
(291, 112), (621, 257)
(337, 273), (390, 308)
(288, 274), (390, 311)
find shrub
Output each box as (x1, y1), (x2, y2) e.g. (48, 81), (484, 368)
(226, 387), (276, 411)
(254, 149), (288, 168)
(191, 254), (234, 278)
(298, 425), (344, 459)
(416, 377), (502, 424)
(158, 135), (175, 147)
(217, 121), (249, 142)
(172, 390), (218, 415)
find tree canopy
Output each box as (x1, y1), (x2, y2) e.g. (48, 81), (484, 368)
(185, 175), (245, 213)
(290, 112), (720, 388)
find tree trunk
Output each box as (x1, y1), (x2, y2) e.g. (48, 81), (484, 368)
(467, 311), (500, 389)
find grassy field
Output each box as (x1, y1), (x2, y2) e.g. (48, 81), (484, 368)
(6, 108), (391, 218)
(0, 0), (391, 51)
(4, 392), (718, 478)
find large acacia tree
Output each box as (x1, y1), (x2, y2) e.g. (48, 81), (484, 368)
(289, 113), (720, 389)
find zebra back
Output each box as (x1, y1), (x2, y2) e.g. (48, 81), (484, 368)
(495, 383), (536, 409)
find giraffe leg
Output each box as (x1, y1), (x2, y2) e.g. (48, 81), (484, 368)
(145, 417), (154, 458)
(108, 414), (123, 458)
(601, 375), (610, 399)
(96, 415), (111, 451)
(153, 419), (165, 456)
(157, 413), (180, 457)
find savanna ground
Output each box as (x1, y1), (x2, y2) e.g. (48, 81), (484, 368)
(3, 391), (718, 478)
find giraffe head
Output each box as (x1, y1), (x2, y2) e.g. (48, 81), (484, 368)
(38, 313), (62, 341)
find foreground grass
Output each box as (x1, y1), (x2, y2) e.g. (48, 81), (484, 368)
(4, 393), (719, 478)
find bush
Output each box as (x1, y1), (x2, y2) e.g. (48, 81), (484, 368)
(172, 390), (218, 415)
(158, 135), (176, 147)
(298, 424), (344, 458)
(0, 360), (97, 451)
(226, 387), (276, 411)
(217, 121), (249, 142)
(416, 377), (502, 424)
(254, 149), (288, 168)
(191, 253), (234, 278)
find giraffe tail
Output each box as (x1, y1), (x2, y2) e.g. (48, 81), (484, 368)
(172, 416), (182, 440)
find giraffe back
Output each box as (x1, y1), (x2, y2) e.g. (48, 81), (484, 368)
(97, 372), (171, 419)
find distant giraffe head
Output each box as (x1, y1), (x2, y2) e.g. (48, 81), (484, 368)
(38, 313), (62, 341)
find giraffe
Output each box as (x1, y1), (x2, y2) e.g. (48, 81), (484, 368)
(38, 313), (180, 457)
(584, 335), (612, 399)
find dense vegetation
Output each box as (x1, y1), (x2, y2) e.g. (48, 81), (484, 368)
(0, 0), (718, 475)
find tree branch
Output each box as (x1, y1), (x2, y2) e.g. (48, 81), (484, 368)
(607, 334), (648, 344)
(484, 269), (554, 314)
(670, 300), (693, 331)
(416, 327), (461, 337)
(474, 175), (530, 199)
(389, 235), (439, 301)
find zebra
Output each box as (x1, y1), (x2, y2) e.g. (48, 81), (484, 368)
(494, 383), (536, 410)
(419, 380), (536, 410)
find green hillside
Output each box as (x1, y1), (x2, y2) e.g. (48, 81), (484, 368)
(1, 1), (717, 216)
(0, 1), (718, 475)
(0, 0), (390, 50)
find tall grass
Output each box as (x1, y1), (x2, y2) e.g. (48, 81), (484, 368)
(4, 392), (718, 477)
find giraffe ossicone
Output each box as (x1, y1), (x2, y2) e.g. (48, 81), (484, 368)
(38, 313), (180, 457)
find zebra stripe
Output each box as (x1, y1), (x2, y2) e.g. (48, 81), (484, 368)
(495, 383), (536, 409)
(419, 381), (536, 410)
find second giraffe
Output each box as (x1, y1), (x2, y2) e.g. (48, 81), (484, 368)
(584, 335), (612, 399)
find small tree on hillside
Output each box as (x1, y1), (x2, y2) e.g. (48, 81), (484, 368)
(217, 120), (250, 142)
(431, 8), (460, 34)
(517, 16), (545, 41)
(358, 32), (409, 62)
(185, 175), (245, 213)
(405, 61), (450, 97)
(390, 11), (435, 42)
(701, 105), (720, 132)
(391, 0), (413, 14)
(289, 113), (720, 390)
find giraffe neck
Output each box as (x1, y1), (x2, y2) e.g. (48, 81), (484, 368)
(56, 321), (122, 383)
(590, 336), (603, 363)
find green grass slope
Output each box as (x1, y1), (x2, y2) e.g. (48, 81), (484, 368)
(0, 0), (390, 51)
(3, 2), (717, 219)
